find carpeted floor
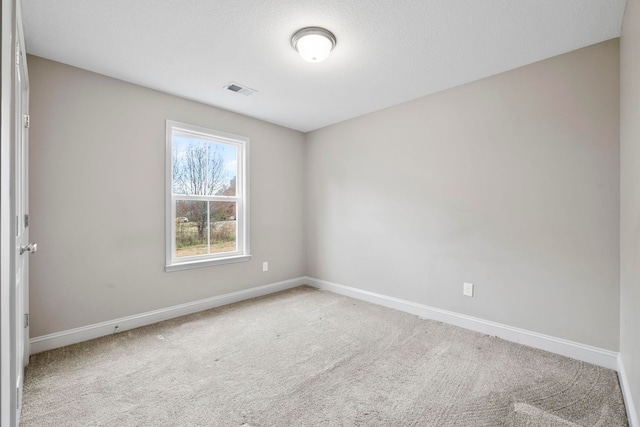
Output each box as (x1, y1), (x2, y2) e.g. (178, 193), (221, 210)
(21, 286), (628, 426)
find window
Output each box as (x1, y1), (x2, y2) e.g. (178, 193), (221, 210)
(165, 121), (250, 271)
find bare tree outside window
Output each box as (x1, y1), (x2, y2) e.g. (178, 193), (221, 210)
(173, 143), (230, 196)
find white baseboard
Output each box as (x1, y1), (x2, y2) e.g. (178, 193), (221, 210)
(31, 274), (621, 371)
(31, 275), (632, 422)
(29, 277), (307, 355)
(618, 353), (639, 427)
(304, 277), (619, 370)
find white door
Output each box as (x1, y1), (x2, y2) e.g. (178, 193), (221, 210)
(14, 10), (32, 419)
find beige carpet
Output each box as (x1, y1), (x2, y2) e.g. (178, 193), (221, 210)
(21, 286), (628, 426)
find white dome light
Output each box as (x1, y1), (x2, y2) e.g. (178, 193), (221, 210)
(292, 27), (336, 63)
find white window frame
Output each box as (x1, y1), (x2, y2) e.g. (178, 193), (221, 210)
(165, 120), (250, 272)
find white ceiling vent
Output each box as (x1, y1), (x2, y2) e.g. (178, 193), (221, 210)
(224, 82), (257, 96)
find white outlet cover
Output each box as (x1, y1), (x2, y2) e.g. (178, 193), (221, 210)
(463, 282), (474, 297)
(262, 262), (269, 272)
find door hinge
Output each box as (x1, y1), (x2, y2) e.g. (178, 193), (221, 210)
(24, 114), (30, 128)
(24, 313), (29, 328)
(24, 214), (29, 228)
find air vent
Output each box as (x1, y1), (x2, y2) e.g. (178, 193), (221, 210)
(224, 82), (257, 96)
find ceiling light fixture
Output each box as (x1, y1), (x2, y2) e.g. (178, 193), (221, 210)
(291, 27), (336, 63)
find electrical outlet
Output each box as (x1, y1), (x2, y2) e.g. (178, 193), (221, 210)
(262, 262), (269, 272)
(463, 282), (474, 297)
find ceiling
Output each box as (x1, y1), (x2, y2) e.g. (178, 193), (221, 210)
(22, 0), (627, 133)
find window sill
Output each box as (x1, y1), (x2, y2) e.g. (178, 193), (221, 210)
(165, 254), (252, 272)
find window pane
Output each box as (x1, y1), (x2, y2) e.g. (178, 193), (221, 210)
(167, 121), (249, 270)
(175, 200), (208, 258)
(172, 134), (237, 196)
(175, 200), (237, 258)
(220, 146), (237, 197)
(210, 202), (237, 254)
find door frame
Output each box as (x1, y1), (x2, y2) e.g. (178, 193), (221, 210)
(17, 7), (29, 368)
(13, 0), (29, 417)
(1, 0), (25, 425)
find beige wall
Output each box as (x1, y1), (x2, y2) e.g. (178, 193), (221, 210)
(306, 40), (620, 350)
(28, 56), (307, 337)
(29, 38), (622, 355)
(620, 0), (640, 417)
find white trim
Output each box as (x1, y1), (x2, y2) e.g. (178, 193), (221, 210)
(618, 353), (639, 427)
(165, 120), (250, 271)
(28, 275), (626, 382)
(28, 275), (634, 423)
(1, 0), (20, 424)
(304, 277), (619, 370)
(165, 254), (251, 272)
(1, 1), (15, 424)
(30, 277), (306, 355)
